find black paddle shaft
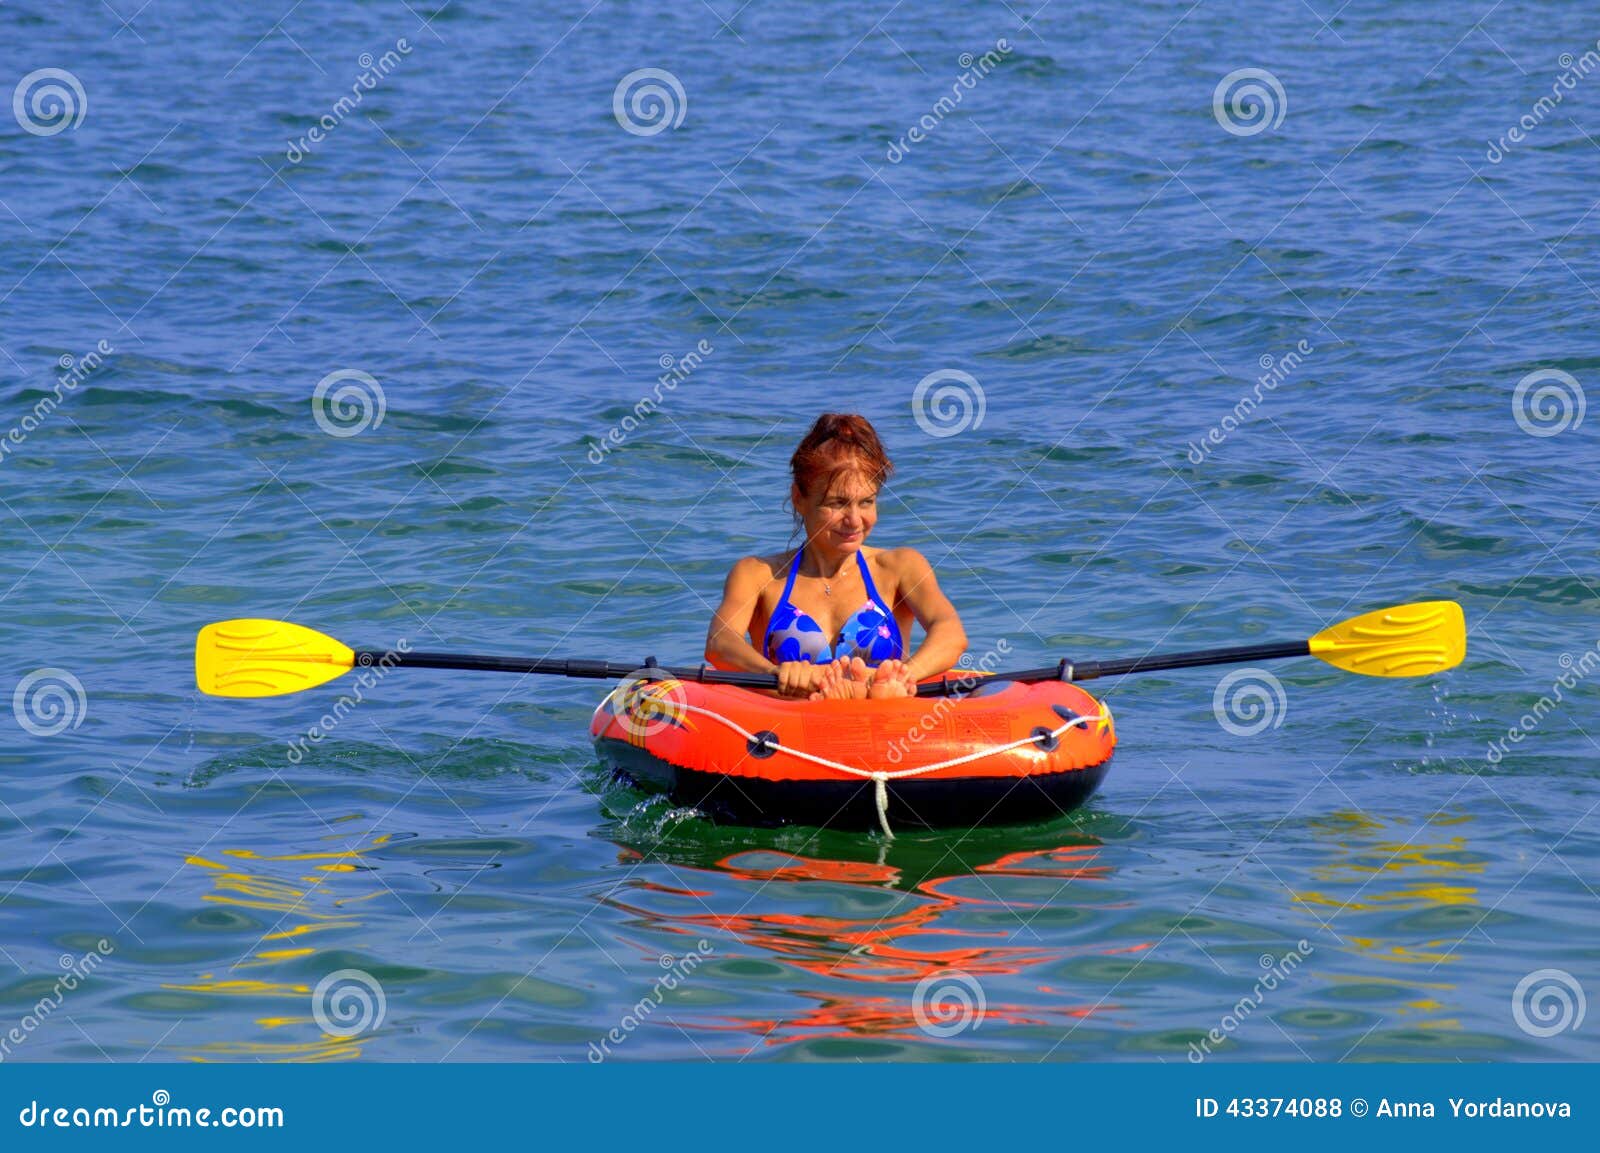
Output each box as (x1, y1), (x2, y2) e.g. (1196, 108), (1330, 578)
(358, 650), (781, 691)
(361, 637), (1313, 698)
(964, 639), (1313, 689)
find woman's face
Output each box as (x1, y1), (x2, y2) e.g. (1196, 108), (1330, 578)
(794, 468), (879, 553)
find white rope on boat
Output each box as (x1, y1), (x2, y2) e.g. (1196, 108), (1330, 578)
(595, 686), (1110, 840)
(872, 773), (890, 839)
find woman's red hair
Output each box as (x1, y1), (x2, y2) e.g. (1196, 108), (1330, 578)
(789, 413), (893, 505)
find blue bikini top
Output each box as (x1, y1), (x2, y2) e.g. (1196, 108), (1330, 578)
(762, 550), (905, 665)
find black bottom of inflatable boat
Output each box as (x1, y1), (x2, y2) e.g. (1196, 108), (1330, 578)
(594, 738), (1112, 830)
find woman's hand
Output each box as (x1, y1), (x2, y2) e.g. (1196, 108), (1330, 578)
(776, 661), (827, 698)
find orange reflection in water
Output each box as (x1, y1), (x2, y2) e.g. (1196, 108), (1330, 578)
(693, 987), (1109, 1049)
(602, 839), (1134, 1051)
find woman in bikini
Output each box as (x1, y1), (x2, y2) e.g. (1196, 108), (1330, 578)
(704, 413), (968, 699)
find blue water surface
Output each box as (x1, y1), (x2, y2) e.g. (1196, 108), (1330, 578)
(1, 0), (1597, 1062)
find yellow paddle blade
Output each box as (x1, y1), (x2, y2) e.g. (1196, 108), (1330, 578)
(1308, 601), (1466, 677)
(196, 619), (355, 697)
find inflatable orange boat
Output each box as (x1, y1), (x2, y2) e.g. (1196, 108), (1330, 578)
(590, 675), (1114, 833)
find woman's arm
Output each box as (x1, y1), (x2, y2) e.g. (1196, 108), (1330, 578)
(704, 556), (777, 673)
(704, 556), (826, 697)
(892, 548), (968, 681)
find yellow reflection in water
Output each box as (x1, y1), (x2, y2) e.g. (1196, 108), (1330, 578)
(166, 829), (391, 1060)
(1291, 810), (1487, 1032)
(1294, 814), (1483, 917)
(162, 978), (309, 996)
(1295, 881), (1478, 911)
(184, 1036), (363, 1063)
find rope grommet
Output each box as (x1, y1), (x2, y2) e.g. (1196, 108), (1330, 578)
(1030, 725), (1059, 751)
(746, 730), (779, 759)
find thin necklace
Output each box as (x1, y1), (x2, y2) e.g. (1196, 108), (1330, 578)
(802, 550), (849, 597)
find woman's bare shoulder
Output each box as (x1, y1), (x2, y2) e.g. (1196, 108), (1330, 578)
(868, 545), (932, 575)
(726, 552), (789, 586)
